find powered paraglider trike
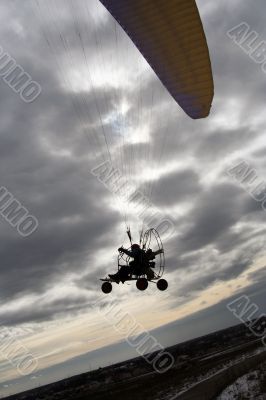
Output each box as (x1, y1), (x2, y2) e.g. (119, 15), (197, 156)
(100, 228), (168, 294)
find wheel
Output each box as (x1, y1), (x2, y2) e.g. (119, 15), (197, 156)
(157, 279), (168, 291)
(136, 278), (148, 291)
(101, 282), (112, 294)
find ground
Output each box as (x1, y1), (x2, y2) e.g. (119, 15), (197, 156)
(3, 322), (266, 400)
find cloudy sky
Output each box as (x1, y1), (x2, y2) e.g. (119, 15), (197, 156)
(1, 0), (266, 396)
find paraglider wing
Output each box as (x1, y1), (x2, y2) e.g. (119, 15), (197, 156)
(99, 0), (214, 119)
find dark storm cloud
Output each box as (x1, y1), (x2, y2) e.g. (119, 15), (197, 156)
(195, 126), (259, 162)
(179, 183), (244, 252)
(216, 227), (266, 255)
(252, 147), (266, 159)
(242, 195), (266, 217)
(0, 187), (119, 302)
(0, 293), (94, 326)
(177, 258), (251, 298)
(152, 169), (201, 207)
(165, 252), (200, 273)
(200, 0), (266, 121)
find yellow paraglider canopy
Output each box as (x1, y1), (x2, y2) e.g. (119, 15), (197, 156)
(99, 0), (214, 119)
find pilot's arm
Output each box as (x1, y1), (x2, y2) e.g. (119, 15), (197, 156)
(118, 247), (133, 257)
(153, 249), (164, 256)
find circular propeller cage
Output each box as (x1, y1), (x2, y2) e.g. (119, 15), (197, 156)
(117, 228), (165, 280)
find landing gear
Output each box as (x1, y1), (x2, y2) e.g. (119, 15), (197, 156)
(157, 279), (168, 291)
(101, 281), (112, 294)
(136, 278), (148, 291)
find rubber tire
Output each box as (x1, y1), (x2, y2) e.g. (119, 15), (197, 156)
(157, 279), (168, 291)
(101, 282), (112, 294)
(136, 278), (148, 291)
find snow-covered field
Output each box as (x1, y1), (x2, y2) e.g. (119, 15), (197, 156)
(217, 361), (266, 400)
(152, 350), (266, 400)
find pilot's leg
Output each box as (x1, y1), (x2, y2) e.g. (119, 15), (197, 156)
(119, 265), (131, 283)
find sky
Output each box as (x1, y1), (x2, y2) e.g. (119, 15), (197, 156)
(1, 0), (266, 397)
